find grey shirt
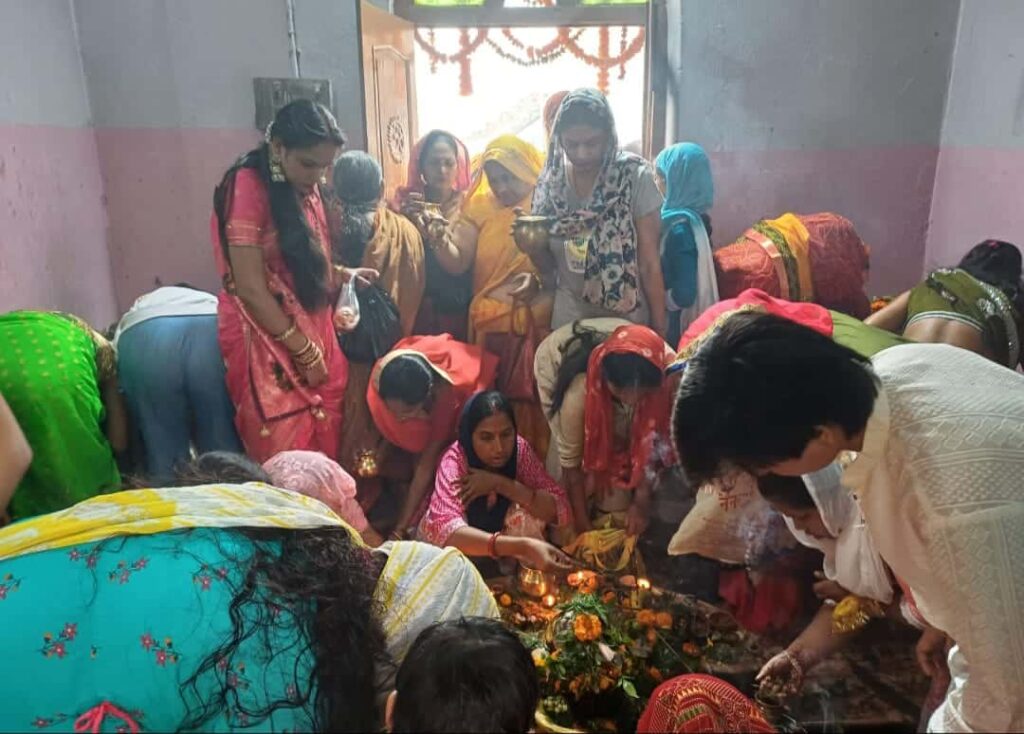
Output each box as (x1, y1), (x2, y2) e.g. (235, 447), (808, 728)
(549, 163), (664, 329)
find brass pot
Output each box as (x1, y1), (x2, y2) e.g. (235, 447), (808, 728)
(513, 215), (553, 252)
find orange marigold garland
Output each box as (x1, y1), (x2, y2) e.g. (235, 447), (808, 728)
(415, 26), (645, 96)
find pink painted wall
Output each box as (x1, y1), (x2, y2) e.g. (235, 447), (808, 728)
(0, 126), (117, 326)
(94, 128), (259, 301)
(925, 1), (1024, 270)
(0, 1), (117, 326)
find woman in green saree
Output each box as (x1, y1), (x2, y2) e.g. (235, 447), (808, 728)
(0, 311), (126, 518)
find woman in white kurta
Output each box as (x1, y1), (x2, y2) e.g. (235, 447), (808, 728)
(671, 312), (1024, 733)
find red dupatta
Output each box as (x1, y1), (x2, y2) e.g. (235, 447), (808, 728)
(366, 334), (498, 454)
(391, 131), (472, 211)
(637, 674), (776, 733)
(583, 325), (675, 491)
(669, 289), (835, 373)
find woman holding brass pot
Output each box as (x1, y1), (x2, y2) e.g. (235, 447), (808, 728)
(515, 89), (667, 336)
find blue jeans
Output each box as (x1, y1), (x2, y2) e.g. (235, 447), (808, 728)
(118, 315), (242, 481)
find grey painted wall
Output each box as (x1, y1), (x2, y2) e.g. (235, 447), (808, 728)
(0, 0), (93, 126)
(666, 0), (961, 293)
(926, 0), (1024, 269)
(293, 0), (367, 147)
(670, 0), (960, 151)
(74, 0), (294, 129)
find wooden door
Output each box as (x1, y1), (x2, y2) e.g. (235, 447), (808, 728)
(360, 2), (417, 203)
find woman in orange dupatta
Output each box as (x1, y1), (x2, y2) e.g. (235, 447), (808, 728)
(582, 325), (676, 534)
(367, 334), (499, 537)
(429, 135), (552, 456)
(212, 100), (355, 462)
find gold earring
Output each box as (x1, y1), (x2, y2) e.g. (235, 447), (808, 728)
(270, 155), (286, 183)
(320, 175), (328, 186)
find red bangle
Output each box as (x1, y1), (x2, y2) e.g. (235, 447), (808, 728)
(488, 531), (501, 559)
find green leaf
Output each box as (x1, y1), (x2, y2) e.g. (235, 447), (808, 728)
(621, 679), (639, 699)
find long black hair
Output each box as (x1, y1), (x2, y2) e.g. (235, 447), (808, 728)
(548, 322), (606, 418)
(213, 99), (346, 311)
(458, 391), (519, 533)
(179, 525), (389, 732)
(959, 239), (1024, 314)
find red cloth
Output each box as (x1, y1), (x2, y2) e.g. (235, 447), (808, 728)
(801, 212), (871, 318)
(583, 325), (674, 490)
(637, 674), (776, 733)
(366, 334), (498, 454)
(718, 568), (804, 636)
(543, 91), (570, 138)
(392, 131), (472, 210)
(676, 289), (835, 354)
(212, 167), (347, 462)
(713, 213), (870, 319)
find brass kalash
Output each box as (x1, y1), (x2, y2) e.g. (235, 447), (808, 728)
(512, 215), (554, 252)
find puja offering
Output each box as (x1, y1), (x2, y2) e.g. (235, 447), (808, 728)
(490, 569), (764, 732)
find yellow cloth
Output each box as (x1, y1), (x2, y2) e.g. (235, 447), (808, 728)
(764, 213), (815, 301)
(375, 540), (499, 664)
(463, 135), (552, 455)
(0, 484), (359, 562)
(363, 205), (427, 337)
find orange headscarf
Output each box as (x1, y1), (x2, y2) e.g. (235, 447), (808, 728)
(583, 325), (675, 490)
(366, 334), (499, 453)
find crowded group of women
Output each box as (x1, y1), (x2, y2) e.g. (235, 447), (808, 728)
(0, 86), (1022, 732)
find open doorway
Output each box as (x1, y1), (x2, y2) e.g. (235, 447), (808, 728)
(414, 25), (646, 155)
(360, 0), (654, 193)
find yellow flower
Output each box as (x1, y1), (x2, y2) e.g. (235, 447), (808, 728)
(531, 648), (548, 668)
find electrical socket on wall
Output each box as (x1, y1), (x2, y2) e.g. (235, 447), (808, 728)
(253, 78), (334, 131)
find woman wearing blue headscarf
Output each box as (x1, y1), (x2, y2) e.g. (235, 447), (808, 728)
(654, 143), (719, 345)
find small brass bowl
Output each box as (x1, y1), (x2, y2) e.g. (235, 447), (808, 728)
(513, 215), (553, 252)
(517, 565), (552, 598)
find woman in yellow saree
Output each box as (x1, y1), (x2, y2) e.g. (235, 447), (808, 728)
(430, 135), (552, 455)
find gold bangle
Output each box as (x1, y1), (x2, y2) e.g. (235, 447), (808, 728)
(273, 321), (298, 343)
(293, 343), (323, 367)
(289, 336), (314, 357)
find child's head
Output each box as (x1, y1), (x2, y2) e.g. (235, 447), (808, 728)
(387, 617), (538, 733)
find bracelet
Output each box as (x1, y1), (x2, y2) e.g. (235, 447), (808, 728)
(290, 338), (316, 361)
(487, 531), (501, 559)
(288, 334), (314, 355)
(294, 348), (322, 368)
(781, 649), (804, 684)
(272, 321), (298, 343)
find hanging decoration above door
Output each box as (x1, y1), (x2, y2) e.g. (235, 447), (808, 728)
(415, 24), (645, 96)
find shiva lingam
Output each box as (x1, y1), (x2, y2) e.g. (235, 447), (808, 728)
(355, 449), (379, 479)
(512, 215), (553, 253)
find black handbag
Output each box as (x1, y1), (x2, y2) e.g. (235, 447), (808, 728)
(339, 284), (402, 363)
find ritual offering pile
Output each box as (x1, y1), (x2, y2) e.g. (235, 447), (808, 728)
(489, 568), (768, 733)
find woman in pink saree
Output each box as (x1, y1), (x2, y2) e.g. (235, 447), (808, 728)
(211, 100), (360, 462)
